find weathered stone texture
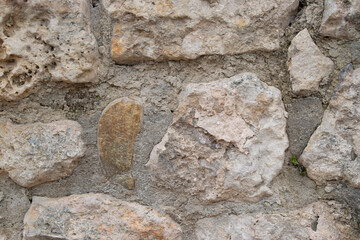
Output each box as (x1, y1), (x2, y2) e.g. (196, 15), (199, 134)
(287, 97), (324, 156)
(300, 67), (360, 188)
(288, 29), (334, 95)
(102, 0), (299, 63)
(0, 120), (85, 187)
(98, 99), (142, 190)
(147, 73), (288, 203)
(23, 193), (182, 240)
(320, 0), (360, 40)
(195, 202), (356, 240)
(0, 0), (98, 101)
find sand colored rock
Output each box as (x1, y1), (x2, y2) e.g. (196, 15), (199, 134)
(23, 193), (182, 240)
(288, 29), (334, 95)
(102, 0), (299, 63)
(0, 0), (98, 101)
(195, 201), (356, 240)
(147, 73), (288, 203)
(300, 67), (360, 187)
(98, 99), (142, 190)
(320, 0), (360, 40)
(0, 120), (85, 187)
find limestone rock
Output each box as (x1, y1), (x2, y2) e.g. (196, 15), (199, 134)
(300, 67), (360, 188)
(0, 0), (98, 101)
(102, 0), (299, 64)
(320, 0), (360, 40)
(23, 193), (182, 240)
(147, 73), (288, 203)
(0, 120), (85, 187)
(195, 202), (357, 240)
(98, 99), (142, 190)
(288, 29), (334, 95)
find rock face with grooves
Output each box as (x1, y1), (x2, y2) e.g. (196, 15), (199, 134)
(195, 202), (356, 240)
(23, 193), (182, 240)
(102, 0), (299, 63)
(0, 0), (98, 101)
(147, 73), (288, 203)
(98, 99), (142, 190)
(287, 29), (334, 96)
(320, 0), (360, 40)
(300, 67), (360, 188)
(0, 120), (85, 188)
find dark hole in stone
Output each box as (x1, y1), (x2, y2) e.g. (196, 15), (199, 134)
(298, 0), (307, 12)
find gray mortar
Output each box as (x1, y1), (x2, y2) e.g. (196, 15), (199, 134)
(0, 0), (360, 239)
(286, 97), (324, 157)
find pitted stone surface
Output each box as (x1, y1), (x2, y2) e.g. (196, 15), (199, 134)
(320, 0), (360, 40)
(102, 0), (299, 63)
(300, 68), (360, 188)
(288, 29), (334, 96)
(0, 0), (98, 101)
(147, 73), (288, 203)
(23, 193), (182, 240)
(98, 99), (142, 190)
(195, 202), (357, 240)
(0, 120), (85, 187)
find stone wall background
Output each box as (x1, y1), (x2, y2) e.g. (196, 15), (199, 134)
(0, 0), (360, 239)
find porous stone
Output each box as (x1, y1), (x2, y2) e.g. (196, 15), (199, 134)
(320, 0), (360, 40)
(23, 193), (182, 240)
(287, 97), (324, 156)
(0, 0), (98, 101)
(102, 0), (299, 63)
(288, 28), (334, 95)
(195, 202), (356, 240)
(147, 73), (288, 203)
(97, 99), (142, 190)
(300, 67), (360, 188)
(0, 120), (85, 187)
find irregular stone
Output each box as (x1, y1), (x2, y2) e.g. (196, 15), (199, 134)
(300, 68), (360, 188)
(97, 99), (142, 190)
(147, 73), (288, 203)
(102, 0), (299, 64)
(0, 120), (85, 187)
(23, 193), (182, 240)
(287, 97), (324, 156)
(195, 202), (357, 240)
(288, 29), (334, 95)
(0, 0), (98, 101)
(320, 0), (360, 40)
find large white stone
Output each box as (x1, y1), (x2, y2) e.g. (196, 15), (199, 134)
(23, 193), (182, 240)
(147, 73), (288, 203)
(102, 0), (299, 63)
(195, 202), (356, 240)
(300, 67), (360, 188)
(0, 120), (85, 187)
(0, 0), (98, 101)
(320, 0), (360, 40)
(288, 29), (334, 95)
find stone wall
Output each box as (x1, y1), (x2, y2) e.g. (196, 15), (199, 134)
(0, 0), (360, 239)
